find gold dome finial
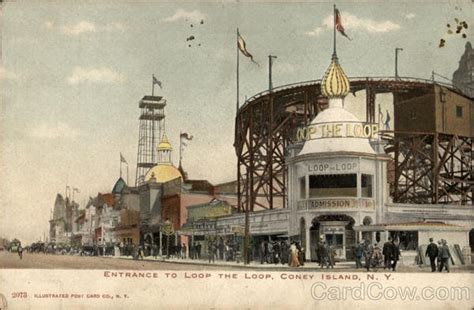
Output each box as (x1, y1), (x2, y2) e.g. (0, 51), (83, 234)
(157, 133), (172, 151)
(321, 54), (350, 99)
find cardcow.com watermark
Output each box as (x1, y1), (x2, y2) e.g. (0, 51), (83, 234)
(311, 282), (470, 301)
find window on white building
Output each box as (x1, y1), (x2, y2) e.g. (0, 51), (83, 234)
(390, 231), (418, 251)
(309, 174), (357, 197)
(361, 174), (373, 198)
(325, 234), (343, 247)
(299, 177), (306, 199)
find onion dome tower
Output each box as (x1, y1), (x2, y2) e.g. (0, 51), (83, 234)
(298, 52), (375, 156)
(144, 133), (182, 183)
(321, 54), (351, 100)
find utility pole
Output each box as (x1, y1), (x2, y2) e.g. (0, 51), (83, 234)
(395, 48), (403, 79)
(268, 55), (277, 91)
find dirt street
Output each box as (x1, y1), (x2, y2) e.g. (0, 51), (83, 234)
(0, 252), (228, 270)
(2, 251), (473, 272)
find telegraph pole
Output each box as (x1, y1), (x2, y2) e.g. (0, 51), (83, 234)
(268, 55), (277, 91)
(395, 48), (403, 79)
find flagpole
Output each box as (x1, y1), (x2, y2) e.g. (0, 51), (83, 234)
(236, 28), (240, 115)
(152, 74), (155, 96)
(179, 131), (182, 168)
(333, 4), (336, 55)
(120, 154), (122, 178)
(127, 164), (129, 185)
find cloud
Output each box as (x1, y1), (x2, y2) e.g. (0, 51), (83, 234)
(45, 21), (126, 36)
(305, 27), (323, 37)
(405, 13), (416, 19)
(61, 21), (96, 35)
(321, 12), (401, 33)
(44, 21), (54, 29)
(162, 9), (205, 23)
(67, 67), (125, 85)
(0, 66), (17, 80)
(31, 122), (80, 139)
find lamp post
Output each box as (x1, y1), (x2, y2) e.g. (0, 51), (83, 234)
(395, 48), (403, 79)
(160, 219), (174, 259)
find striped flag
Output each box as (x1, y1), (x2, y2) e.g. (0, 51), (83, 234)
(238, 31), (258, 65)
(335, 8), (352, 40)
(153, 75), (162, 89)
(120, 153), (128, 165)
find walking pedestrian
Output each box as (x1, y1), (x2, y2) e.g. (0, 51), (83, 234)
(296, 242), (305, 267)
(438, 239), (452, 273)
(326, 242), (335, 269)
(317, 238), (324, 267)
(391, 240), (401, 271)
(425, 238), (439, 272)
(383, 237), (394, 269)
(355, 242), (364, 269)
(18, 245), (23, 260)
(273, 241), (281, 265)
(196, 243), (202, 259)
(208, 242), (215, 263)
(189, 243), (194, 259)
(138, 245), (144, 260)
(260, 241), (266, 264)
(363, 240), (373, 271)
(152, 243), (158, 259)
(267, 241), (274, 264)
(436, 240), (442, 270)
(320, 241), (329, 269)
(182, 243), (187, 259)
(372, 243), (383, 269)
(289, 242), (300, 267)
(281, 241), (288, 265)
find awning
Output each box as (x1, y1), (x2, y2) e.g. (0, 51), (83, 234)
(354, 222), (468, 232)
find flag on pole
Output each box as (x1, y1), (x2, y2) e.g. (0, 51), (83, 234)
(152, 75), (163, 89)
(180, 132), (193, 141)
(73, 188), (80, 193)
(120, 153), (128, 165)
(237, 32), (258, 65)
(335, 8), (352, 40)
(180, 132), (193, 149)
(180, 132), (193, 160)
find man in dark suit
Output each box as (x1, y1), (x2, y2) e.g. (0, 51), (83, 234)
(438, 239), (452, 273)
(363, 239), (374, 271)
(425, 238), (439, 272)
(382, 237), (393, 269)
(391, 240), (401, 271)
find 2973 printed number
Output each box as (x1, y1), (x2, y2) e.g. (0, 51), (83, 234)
(11, 292), (27, 298)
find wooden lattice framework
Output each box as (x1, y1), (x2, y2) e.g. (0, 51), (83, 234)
(382, 132), (473, 204)
(234, 77), (473, 213)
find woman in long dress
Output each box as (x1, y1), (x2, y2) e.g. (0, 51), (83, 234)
(289, 242), (300, 267)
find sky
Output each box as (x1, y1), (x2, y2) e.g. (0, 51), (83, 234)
(0, 1), (472, 244)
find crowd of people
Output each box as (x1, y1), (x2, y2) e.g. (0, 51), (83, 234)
(14, 236), (456, 272)
(353, 237), (401, 271)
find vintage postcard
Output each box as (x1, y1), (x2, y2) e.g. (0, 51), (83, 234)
(0, 0), (473, 309)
